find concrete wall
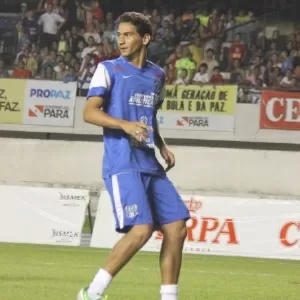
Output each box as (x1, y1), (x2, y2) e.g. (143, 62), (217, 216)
(0, 138), (298, 199)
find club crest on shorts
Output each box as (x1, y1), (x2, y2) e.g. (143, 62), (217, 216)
(125, 204), (139, 219)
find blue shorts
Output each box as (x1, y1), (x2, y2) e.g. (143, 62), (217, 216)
(104, 172), (190, 233)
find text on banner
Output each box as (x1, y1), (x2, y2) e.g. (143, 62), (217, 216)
(161, 85), (237, 114)
(23, 80), (77, 127)
(260, 90), (300, 130)
(0, 79), (26, 124)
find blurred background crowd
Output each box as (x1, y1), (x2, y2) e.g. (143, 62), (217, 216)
(0, 0), (299, 102)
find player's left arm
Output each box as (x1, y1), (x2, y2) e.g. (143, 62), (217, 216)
(154, 83), (176, 172)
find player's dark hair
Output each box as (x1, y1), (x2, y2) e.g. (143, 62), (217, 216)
(117, 12), (153, 38)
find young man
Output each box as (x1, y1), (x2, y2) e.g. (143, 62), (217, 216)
(78, 12), (190, 300)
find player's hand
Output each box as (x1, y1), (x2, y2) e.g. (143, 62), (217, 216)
(120, 121), (152, 142)
(160, 146), (175, 172)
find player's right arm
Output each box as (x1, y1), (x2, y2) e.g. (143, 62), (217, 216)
(83, 63), (152, 141)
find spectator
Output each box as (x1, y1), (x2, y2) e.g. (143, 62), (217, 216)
(264, 41), (280, 60)
(281, 50), (295, 74)
(58, 32), (68, 52)
(280, 69), (294, 87)
(20, 2), (28, 19)
(210, 66), (223, 84)
(78, 54), (96, 96)
(192, 63), (209, 84)
(173, 16), (185, 44)
(75, 0), (85, 26)
(263, 60), (274, 86)
(15, 42), (30, 63)
(175, 46), (196, 82)
(81, 36), (97, 59)
(63, 66), (78, 83)
(228, 33), (246, 70)
(202, 48), (219, 76)
(207, 8), (219, 35)
(43, 50), (58, 70)
(22, 10), (38, 45)
(84, 24), (101, 44)
(151, 9), (161, 25)
(281, 41), (294, 58)
(235, 10), (250, 25)
(173, 68), (189, 85)
(271, 53), (281, 68)
(42, 65), (55, 80)
(12, 60), (32, 78)
(22, 49), (38, 77)
(165, 45), (183, 83)
(82, 0), (103, 26)
(246, 65), (262, 86)
(230, 59), (245, 82)
(103, 23), (116, 44)
(38, 3), (66, 49)
(53, 60), (69, 80)
(189, 36), (203, 70)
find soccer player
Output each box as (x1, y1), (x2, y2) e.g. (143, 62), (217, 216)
(78, 12), (190, 300)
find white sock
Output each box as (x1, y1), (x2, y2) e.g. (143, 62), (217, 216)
(160, 284), (178, 300)
(87, 268), (112, 299)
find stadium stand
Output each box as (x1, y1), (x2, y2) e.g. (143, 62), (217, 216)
(0, 0), (299, 102)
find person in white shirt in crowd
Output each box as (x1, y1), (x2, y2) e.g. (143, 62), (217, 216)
(103, 22), (115, 42)
(193, 63), (210, 84)
(38, 3), (66, 49)
(83, 24), (101, 44)
(81, 36), (97, 59)
(280, 69), (296, 88)
(202, 48), (219, 76)
(173, 68), (190, 85)
(77, 53), (96, 96)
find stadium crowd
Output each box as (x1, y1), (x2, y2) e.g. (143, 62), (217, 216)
(0, 0), (300, 101)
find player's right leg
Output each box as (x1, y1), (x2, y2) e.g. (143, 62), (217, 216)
(78, 172), (153, 300)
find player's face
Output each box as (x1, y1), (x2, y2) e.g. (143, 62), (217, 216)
(117, 22), (149, 58)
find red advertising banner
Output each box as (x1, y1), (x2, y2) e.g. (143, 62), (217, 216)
(260, 90), (300, 130)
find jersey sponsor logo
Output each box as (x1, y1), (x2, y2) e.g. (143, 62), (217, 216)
(140, 116), (148, 124)
(129, 93), (160, 108)
(129, 135), (155, 149)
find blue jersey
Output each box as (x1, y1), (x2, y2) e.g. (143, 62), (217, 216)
(87, 56), (166, 178)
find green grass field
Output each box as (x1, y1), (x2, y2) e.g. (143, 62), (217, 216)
(0, 243), (300, 299)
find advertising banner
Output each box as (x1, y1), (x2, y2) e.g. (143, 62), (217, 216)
(260, 90), (300, 130)
(23, 80), (77, 127)
(0, 79), (26, 124)
(91, 191), (300, 260)
(157, 84), (237, 132)
(0, 185), (89, 246)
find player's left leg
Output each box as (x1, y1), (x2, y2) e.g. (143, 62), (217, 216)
(159, 220), (187, 299)
(149, 175), (190, 300)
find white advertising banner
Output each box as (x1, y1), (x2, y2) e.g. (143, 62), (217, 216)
(0, 185), (89, 246)
(91, 191), (300, 260)
(23, 80), (77, 127)
(157, 113), (235, 132)
(155, 84), (237, 132)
